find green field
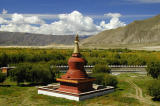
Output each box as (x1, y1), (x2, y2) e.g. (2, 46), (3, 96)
(0, 73), (160, 106)
(1, 48), (160, 105)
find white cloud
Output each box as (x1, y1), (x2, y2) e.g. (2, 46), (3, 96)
(0, 11), (126, 35)
(105, 13), (122, 18)
(11, 13), (45, 24)
(0, 17), (8, 24)
(0, 23), (39, 32)
(0, 14), (59, 20)
(126, 0), (160, 3)
(100, 13), (126, 30)
(0, 13), (154, 20)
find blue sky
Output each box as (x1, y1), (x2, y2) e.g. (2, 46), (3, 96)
(0, 0), (160, 35)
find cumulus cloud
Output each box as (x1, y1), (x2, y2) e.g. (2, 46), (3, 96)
(0, 23), (39, 33)
(0, 11), (126, 35)
(100, 13), (126, 30)
(11, 13), (45, 24)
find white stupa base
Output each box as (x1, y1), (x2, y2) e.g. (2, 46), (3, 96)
(38, 84), (114, 101)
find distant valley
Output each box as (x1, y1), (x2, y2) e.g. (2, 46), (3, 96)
(0, 31), (89, 46)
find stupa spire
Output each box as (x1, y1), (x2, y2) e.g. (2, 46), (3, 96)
(73, 34), (80, 53)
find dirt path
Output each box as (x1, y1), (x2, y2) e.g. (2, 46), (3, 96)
(127, 80), (159, 106)
(128, 80), (143, 99)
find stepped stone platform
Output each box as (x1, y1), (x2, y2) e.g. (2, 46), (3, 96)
(38, 84), (114, 101)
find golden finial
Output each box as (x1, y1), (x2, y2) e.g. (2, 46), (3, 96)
(75, 34), (79, 42)
(73, 34), (80, 53)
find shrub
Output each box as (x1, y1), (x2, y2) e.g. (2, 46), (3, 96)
(91, 73), (104, 85)
(9, 63), (32, 84)
(29, 64), (54, 84)
(0, 72), (6, 83)
(92, 64), (111, 73)
(147, 80), (160, 100)
(50, 65), (60, 79)
(146, 61), (160, 79)
(103, 74), (118, 87)
(0, 53), (9, 67)
(9, 63), (57, 85)
(91, 73), (118, 87)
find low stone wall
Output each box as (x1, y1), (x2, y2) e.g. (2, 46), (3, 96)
(56, 65), (147, 74)
(38, 84), (114, 101)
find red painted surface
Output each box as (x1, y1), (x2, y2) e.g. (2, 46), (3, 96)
(57, 53), (95, 94)
(57, 82), (93, 93)
(61, 53), (88, 79)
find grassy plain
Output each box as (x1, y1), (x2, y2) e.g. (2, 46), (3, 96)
(0, 73), (160, 106)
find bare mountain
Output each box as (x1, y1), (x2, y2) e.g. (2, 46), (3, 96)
(81, 14), (160, 48)
(0, 32), (89, 46)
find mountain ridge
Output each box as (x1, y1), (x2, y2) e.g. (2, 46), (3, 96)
(0, 31), (89, 46)
(81, 14), (160, 48)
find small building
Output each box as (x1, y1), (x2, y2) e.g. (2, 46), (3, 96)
(0, 67), (15, 75)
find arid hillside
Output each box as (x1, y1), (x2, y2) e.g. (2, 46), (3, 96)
(81, 14), (160, 48)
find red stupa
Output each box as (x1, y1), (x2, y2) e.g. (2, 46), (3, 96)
(38, 34), (114, 101)
(56, 35), (95, 93)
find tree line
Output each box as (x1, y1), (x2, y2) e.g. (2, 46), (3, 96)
(0, 48), (160, 67)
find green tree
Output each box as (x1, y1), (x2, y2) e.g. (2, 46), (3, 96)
(0, 53), (9, 67)
(9, 63), (32, 85)
(9, 63), (56, 85)
(147, 61), (160, 79)
(92, 64), (111, 73)
(147, 80), (160, 100)
(30, 64), (54, 84)
(0, 72), (6, 83)
(91, 73), (118, 87)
